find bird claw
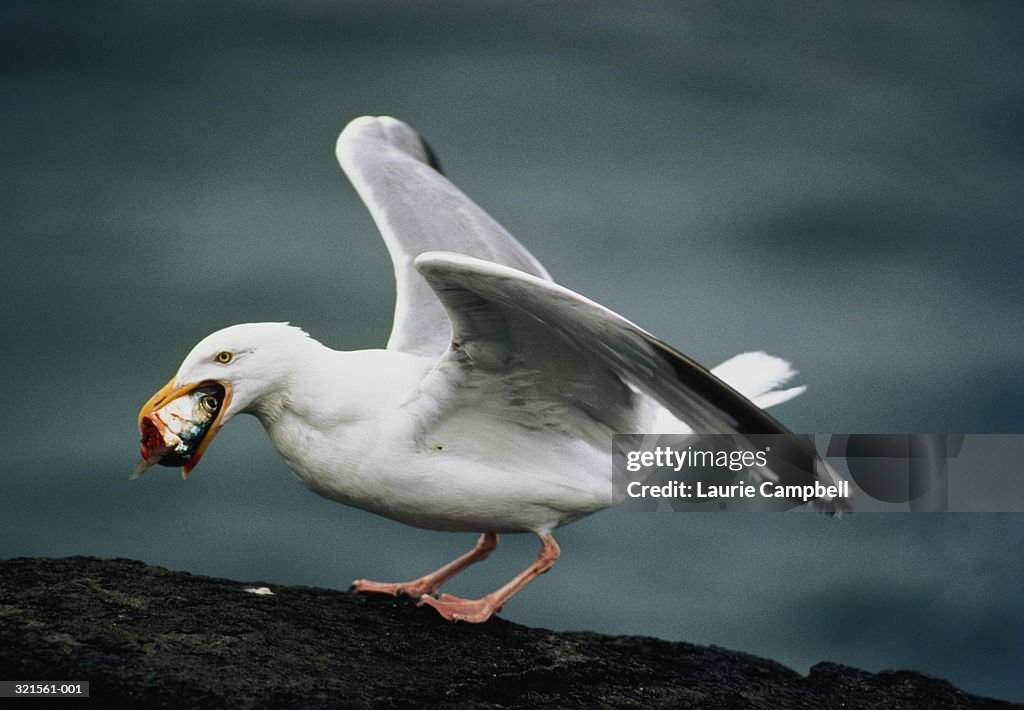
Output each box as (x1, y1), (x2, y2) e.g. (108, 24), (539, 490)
(350, 578), (438, 598)
(417, 593), (502, 623)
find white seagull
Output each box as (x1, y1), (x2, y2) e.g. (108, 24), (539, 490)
(137, 116), (844, 623)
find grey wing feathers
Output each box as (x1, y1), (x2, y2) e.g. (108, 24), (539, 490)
(416, 251), (849, 511)
(336, 116), (551, 359)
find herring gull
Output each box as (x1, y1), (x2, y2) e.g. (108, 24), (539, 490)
(137, 116), (845, 622)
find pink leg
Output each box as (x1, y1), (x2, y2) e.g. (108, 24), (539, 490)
(418, 534), (560, 623)
(352, 532), (498, 599)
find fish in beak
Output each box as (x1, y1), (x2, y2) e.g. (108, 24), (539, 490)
(135, 380), (232, 479)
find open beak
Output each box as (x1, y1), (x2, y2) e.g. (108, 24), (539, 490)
(138, 378), (234, 477)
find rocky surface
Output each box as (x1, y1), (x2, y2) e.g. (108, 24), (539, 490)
(0, 556), (1014, 708)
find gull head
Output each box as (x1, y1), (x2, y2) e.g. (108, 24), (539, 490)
(136, 323), (311, 477)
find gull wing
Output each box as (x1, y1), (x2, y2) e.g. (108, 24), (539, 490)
(415, 251), (848, 509)
(336, 116), (551, 358)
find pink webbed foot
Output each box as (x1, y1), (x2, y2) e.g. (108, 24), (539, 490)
(350, 578), (439, 598)
(417, 593), (503, 623)
(350, 533), (500, 600)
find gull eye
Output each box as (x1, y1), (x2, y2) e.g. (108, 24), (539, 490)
(215, 350), (234, 365)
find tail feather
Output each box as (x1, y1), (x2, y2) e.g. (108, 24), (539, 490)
(651, 351), (805, 432)
(649, 350), (849, 512)
(712, 352), (798, 401)
(748, 384), (806, 409)
(711, 351), (804, 408)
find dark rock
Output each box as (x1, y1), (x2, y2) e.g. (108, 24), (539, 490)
(0, 557), (1014, 709)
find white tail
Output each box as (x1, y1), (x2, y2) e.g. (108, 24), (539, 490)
(652, 351), (805, 433)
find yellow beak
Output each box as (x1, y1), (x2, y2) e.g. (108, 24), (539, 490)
(138, 378), (233, 476)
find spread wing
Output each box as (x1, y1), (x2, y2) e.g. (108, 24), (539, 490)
(415, 251), (848, 510)
(336, 116), (551, 359)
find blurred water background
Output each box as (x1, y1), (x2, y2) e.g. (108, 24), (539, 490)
(2, 1), (1022, 702)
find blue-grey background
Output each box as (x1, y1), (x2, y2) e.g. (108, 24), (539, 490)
(2, 1), (1022, 703)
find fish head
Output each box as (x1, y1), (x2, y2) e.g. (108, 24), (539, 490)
(136, 381), (230, 478)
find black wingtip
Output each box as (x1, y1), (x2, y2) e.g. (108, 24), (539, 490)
(419, 136), (444, 175)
